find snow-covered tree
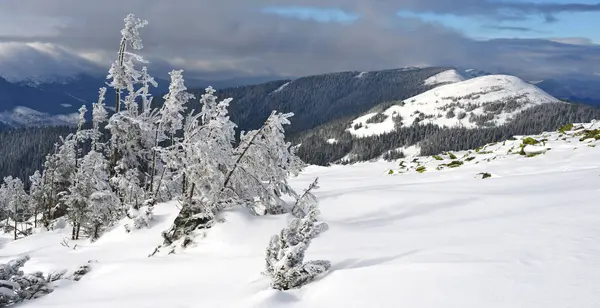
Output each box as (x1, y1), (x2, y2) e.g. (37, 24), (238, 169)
(107, 13), (148, 113)
(291, 177), (319, 218)
(91, 87), (109, 150)
(28, 171), (43, 228)
(1, 176), (29, 240)
(264, 193), (330, 290)
(226, 111), (305, 215)
(160, 69), (193, 142)
(105, 13), (158, 207)
(63, 150), (118, 241)
(160, 87), (237, 244)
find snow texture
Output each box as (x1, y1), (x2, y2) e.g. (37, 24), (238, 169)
(423, 69), (467, 85)
(0, 121), (599, 307)
(348, 74), (561, 138)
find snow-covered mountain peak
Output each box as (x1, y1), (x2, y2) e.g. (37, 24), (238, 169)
(348, 74), (561, 138)
(423, 69), (469, 86)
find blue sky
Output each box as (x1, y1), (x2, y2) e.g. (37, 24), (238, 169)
(261, 1), (600, 44)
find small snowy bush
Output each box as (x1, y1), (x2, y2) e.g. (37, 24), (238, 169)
(125, 198), (156, 232)
(0, 256), (65, 307)
(264, 201), (330, 290)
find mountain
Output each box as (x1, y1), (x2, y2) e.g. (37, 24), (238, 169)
(185, 67), (453, 135)
(0, 74), (172, 127)
(291, 70), (600, 165)
(2, 121), (600, 307)
(534, 77), (600, 106)
(348, 74), (560, 138)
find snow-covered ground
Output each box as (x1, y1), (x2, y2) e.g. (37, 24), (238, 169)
(423, 69), (467, 86)
(349, 74), (561, 138)
(2, 123), (600, 307)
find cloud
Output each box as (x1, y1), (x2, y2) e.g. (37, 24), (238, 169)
(0, 0), (597, 81)
(482, 25), (535, 32)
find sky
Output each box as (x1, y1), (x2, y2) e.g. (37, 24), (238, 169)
(0, 0), (598, 81)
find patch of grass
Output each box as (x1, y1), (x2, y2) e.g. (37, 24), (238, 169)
(447, 152), (457, 159)
(558, 123), (574, 133)
(578, 129), (600, 141)
(388, 169), (394, 175)
(447, 160), (463, 168)
(522, 137), (540, 145)
(416, 166), (426, 173)
(465, 157), (475, 162)
(432, 155), (443, 161)
(588, 144), (596, 148)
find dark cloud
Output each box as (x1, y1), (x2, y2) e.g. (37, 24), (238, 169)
(0, 0), (598, 81)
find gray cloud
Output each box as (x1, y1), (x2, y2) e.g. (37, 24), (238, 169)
(482, 25), (535, 32)
(0, 0), (598, 81)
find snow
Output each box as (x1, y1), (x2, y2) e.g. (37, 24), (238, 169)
(271, 82), (290, 94)
(0, 106), (79, 127)
(61, 104), (73, 108)
(326, 138), (338, 144)
(2, 122), (600, 307)
(423, 69), (467, 86)
(348, 75), (561, 138)
(354, 72), (367, 78)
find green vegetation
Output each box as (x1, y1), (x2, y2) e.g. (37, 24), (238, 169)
(447, 152), (457, 159)
(558, 123), (574, 133)
(465, 157), (475, 162)
(522, 137), (540, 145)
(416, 166), (426, 173)
(447, 161), (463, 168)
(432, 155), (443, 160)
(578, 129), (600, 141)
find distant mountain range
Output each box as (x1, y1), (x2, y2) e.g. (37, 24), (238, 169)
(0, 66), (599, 129)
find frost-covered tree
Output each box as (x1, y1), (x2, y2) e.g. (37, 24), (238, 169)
(227, 111), (305, 215)
(264, 196), (330, 290)
(291, 177), (319, 218)
(107, 13), (148, 113)
(148, 70), (194, 199)
(63, 150), (119, 241)
(91, 87), (109, 150)
(1, 176), (29, 240)
(28, 171), (43, 228)
(161, 87), (237, 244)
(105, 13), (159, 208)
(161, 88), (307, 246)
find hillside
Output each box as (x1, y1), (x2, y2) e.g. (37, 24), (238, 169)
(2, 121), (600, 307)
(293, 72), (600, 165)
(349, 74), (560, 138)
(180, 67), (452, 135)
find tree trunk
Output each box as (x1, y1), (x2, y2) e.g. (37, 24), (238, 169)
(75, 223), (81, 240)
(13, 214), (17, 240)
(72, 223), (77, 240)
(115, 36), (127, 113)
(93, 224), (100, 241)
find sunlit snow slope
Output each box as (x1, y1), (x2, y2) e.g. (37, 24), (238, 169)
(349, 74), (561, 138)
(2, 122), (600, 308)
